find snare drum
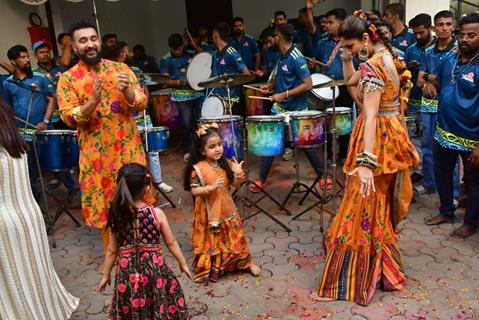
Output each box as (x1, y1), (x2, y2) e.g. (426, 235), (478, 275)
(151, 89), (181, 129)
(139, 126), (169, 152)
(290, 110), (326, 147)
(326, 107), (352, 136)
(200, 116), (242, 158)
(34, 130), (79, 171)
(244, 83), (265, 116)
(307, 74), (340, 110)
(246, 115), (285, 156)
(405, 115), (423, 138)
(201, 96), (226, 118)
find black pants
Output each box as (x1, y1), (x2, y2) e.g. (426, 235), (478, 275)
(434, 141), (479, 227)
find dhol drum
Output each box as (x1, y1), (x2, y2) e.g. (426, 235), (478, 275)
(307, 73), (340, 110)
(246, 115), (285, 156)
(405, 115), (423, 138)
(244, 83), (266, 116)
(139, 126), (169, 153)
(151, 89), (181, 129)
(34, 130), (79, 171)
(187, 52), (212, 91)
(326, 107), (352, 136)
(201, 96), (226, 118)
(200, 116), (242, 158)
(289, 110), (326, 148)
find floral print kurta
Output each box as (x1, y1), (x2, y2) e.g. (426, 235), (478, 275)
(57, 59), (147, 228)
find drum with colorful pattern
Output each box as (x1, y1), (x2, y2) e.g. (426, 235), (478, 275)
(326, 107), (352, 136)
(200, 116), (242, 158)
(246, 115), (285, 156)
(290, 110), (325, 147)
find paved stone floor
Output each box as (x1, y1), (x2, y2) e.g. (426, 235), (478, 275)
(46, 151), (479, 320)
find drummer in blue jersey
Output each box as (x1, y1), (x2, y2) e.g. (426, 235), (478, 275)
(229, 17), (260, 73)
(250, 23), (323, 192)
(3, 45), (55, 198)
(184, 29), (213, 55)
(260, 28), (281, 79)
(417, 10), (461, 198)
(108, 41), (174, 194)
(210, 22), (250, 115)
(311, 8), (355, 162)
(424, 12), (479, 239)
(405, 14), (436, 114)
(160, 34), (204, 159)
(384, 3), (416, 51)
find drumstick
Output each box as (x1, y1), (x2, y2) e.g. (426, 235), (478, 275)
(243, 84), (271, 94)
(248, 95), (273, 101)
(15, 116), (36, 128)
(305, 56), (328, 68)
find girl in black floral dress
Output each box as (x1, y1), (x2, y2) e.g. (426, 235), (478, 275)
(98, 163), (191, 319)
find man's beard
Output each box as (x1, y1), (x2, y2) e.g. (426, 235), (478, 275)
(233, 30), (243, 37)
(78, 49), (101, 66)
(417, 36), (430, 47)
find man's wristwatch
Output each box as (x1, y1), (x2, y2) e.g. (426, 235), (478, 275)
(43, 118), (50, 124)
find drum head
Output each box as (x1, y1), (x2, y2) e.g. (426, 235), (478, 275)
(151, 88), (172, 96)
(326, 106), (351, 114)
(187, 52), (212, 91)
(311, 73), (340, 101)
(201, 96), (224, 118)
(200, 115), (241, 123)
(290, 110), (324, 119)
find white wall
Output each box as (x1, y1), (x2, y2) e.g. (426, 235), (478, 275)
(0, 0), (44, 67)
(232, 0), (362, 39)
(49, 0), (188, 60)
(405, 0), (450, 23)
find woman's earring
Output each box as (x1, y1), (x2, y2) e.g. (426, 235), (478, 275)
(358, 43), (369, 61)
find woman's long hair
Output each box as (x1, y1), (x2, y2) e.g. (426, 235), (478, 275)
(0, 97), (28, 158)
(183, 127), (234, 191)
(107, 163), (151, 233)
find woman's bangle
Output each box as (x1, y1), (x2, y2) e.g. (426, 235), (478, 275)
(286, 90), (289, 99)
(203, 186), (209, 195)
(341, 53), (353, 62)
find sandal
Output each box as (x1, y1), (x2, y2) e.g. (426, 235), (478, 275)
(414, 184), (435, 196)
(249, 180), (266, 193)
(319, 178), (333, 190)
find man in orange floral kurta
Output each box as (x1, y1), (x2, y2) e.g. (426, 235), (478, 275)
(57, 20), (148, 251)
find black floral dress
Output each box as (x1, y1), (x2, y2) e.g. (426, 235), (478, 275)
(110, 205), (189, 319)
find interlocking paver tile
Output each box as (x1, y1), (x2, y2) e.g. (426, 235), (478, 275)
(40, 151), (479, 319)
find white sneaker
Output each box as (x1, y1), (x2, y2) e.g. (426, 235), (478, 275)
(282, 147), (294, 161)
(158, 182), (173, 193)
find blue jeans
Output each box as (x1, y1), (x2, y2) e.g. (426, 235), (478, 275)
(176, 98), (202, 153)
(259, 148), (323, 182)
(421, 112), (460, 196)
(434, 141), (479, 227)
(148, 151), (163, 184)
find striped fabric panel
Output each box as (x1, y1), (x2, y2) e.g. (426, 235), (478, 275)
(318, 242), (405, 306)
(0, 152), (79, 319)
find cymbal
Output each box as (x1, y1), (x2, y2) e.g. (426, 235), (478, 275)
(198, 74), (255, 89)
(142, 73), (171, 85)
(310, 80), (345, 89)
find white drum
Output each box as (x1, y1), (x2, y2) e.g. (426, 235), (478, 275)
(201, 96), (225, 118)
(308, 73), (340, 109)
(187, 52), (212, 91)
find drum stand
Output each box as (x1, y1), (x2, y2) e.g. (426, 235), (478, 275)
(281, 146), (324, 208)
(291, 86), (341, 233)
(224, 84), (292, 232)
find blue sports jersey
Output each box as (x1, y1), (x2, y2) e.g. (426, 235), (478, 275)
(392, 27), (416, 51)
(435, 52), (479, 151)
(211, 45), (247, 100)
(272, 46), (310, 113)
(228, 34), (259, 70)
(34, 63), (67, 122)
(159, 51), (203, 101)
(404, 40), (435, 113)
(3, 71), (53, 140)
(419, 39), (457, 113)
